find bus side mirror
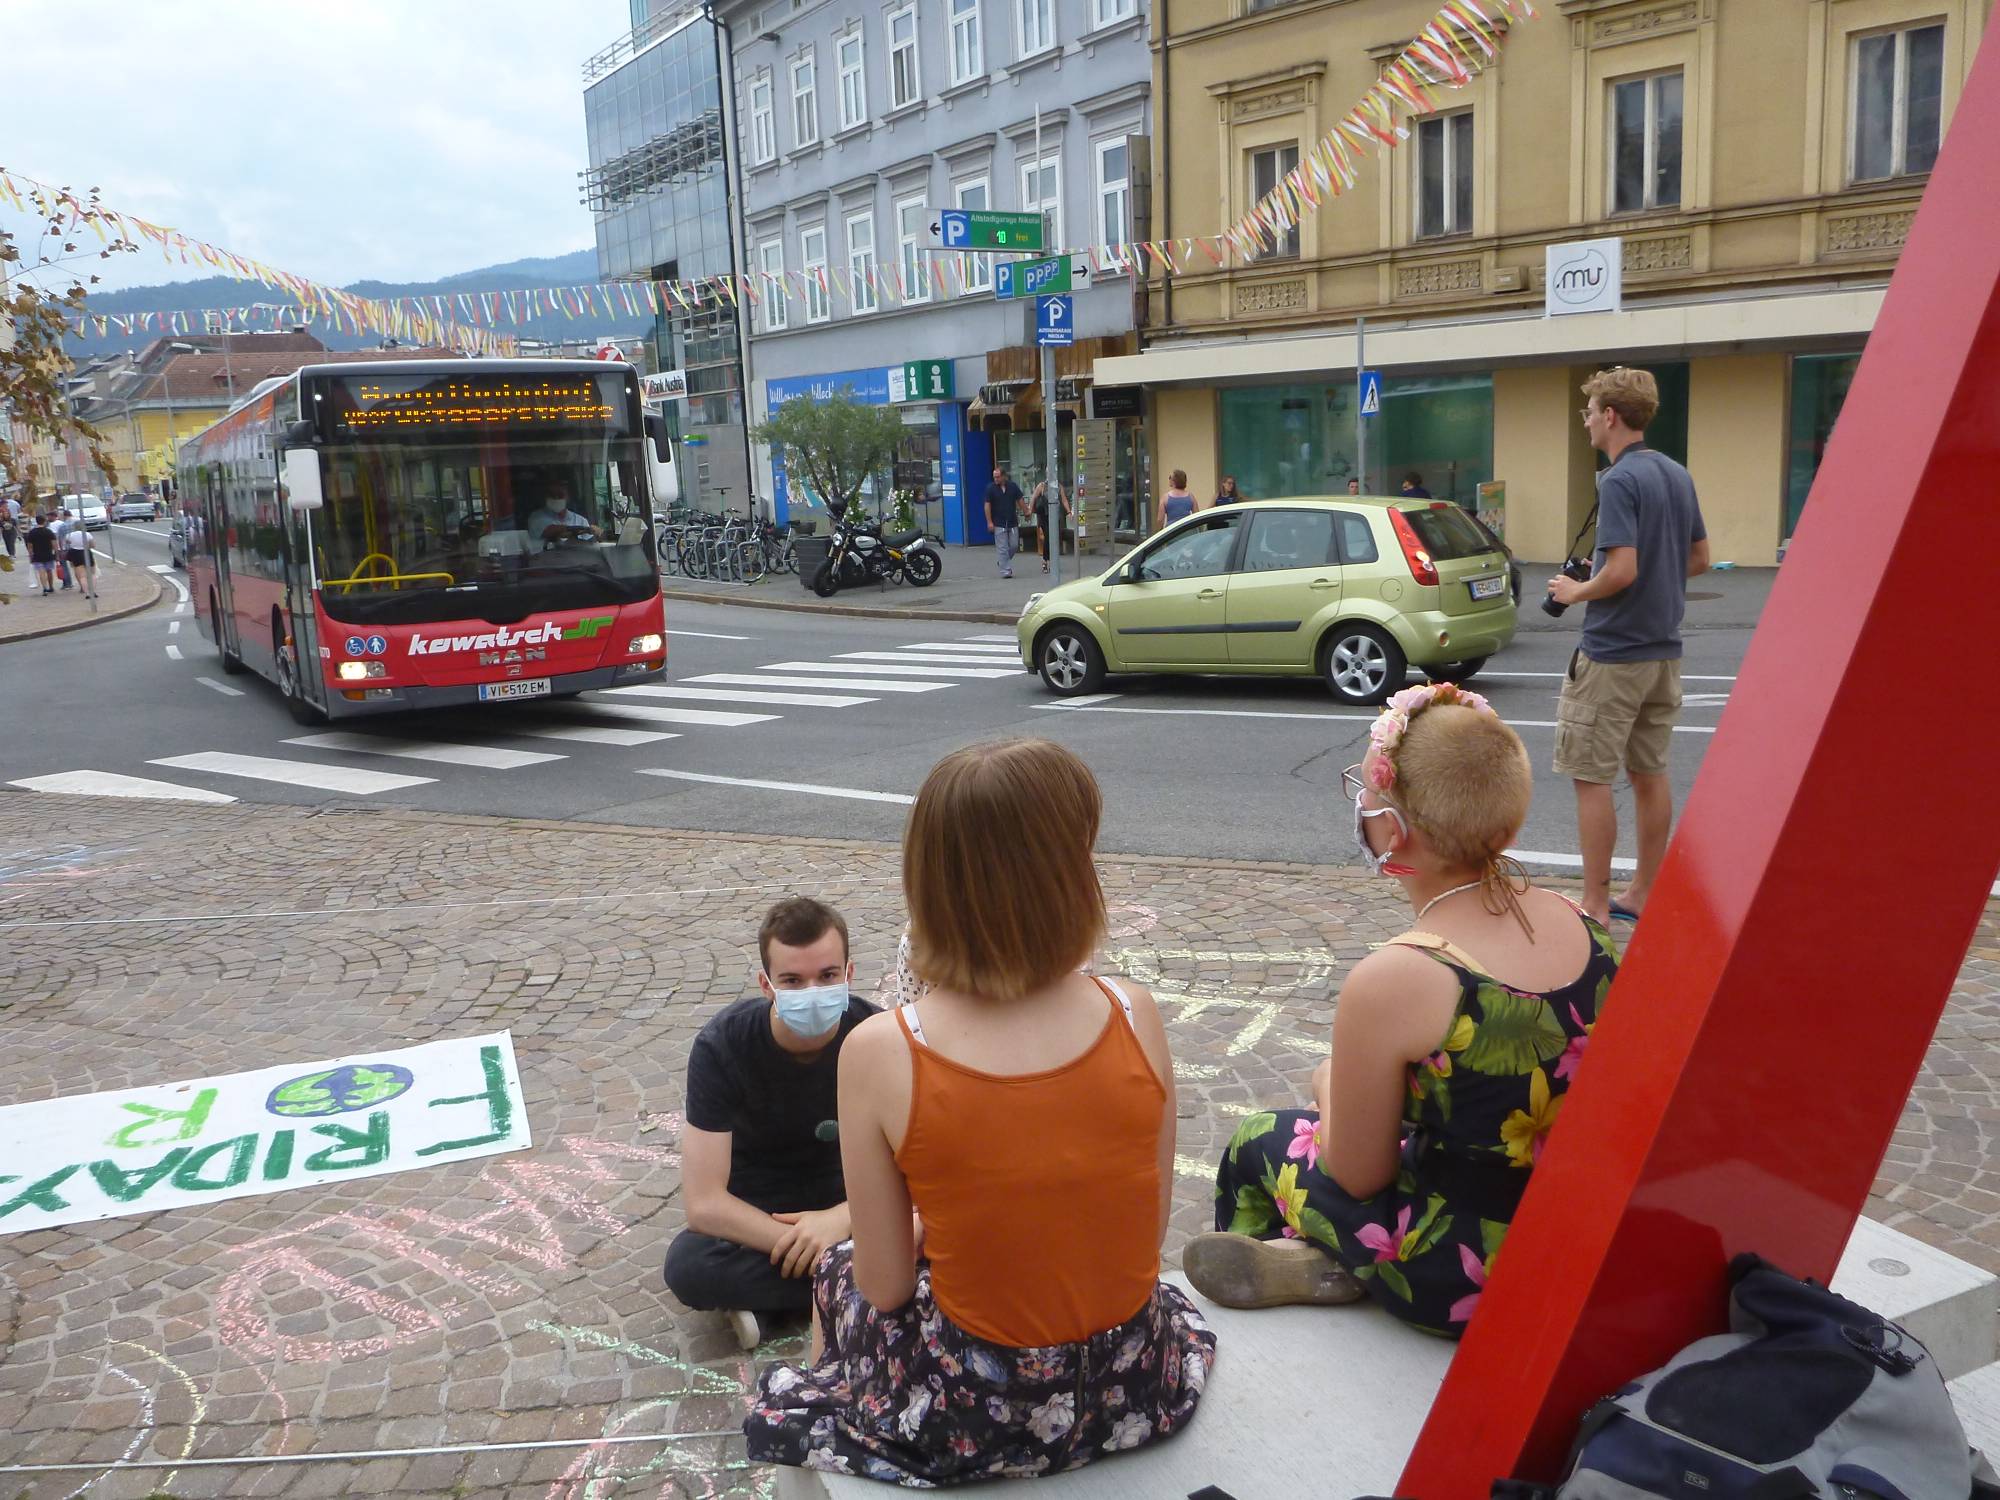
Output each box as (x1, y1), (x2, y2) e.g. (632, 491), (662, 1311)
(283, 449), (324, 512)
(284, 419), (315, 447)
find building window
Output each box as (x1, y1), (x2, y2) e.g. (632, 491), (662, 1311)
(955, 178), (992, 291)
(888, 5), (921, 109)
(749, 73), (776, 164)
(837, 31), (866, 131)
(801, 226), (831, 323)
(1019, 153), (1062, 252)
(950, 0), (982, 83)
(1851, 23), (1944, 182)
(1095, 138), (1129, 247)
(1610, 71), (1682, 214)
(791, 53), (819, 148)
(1415, 111), (1473, 239)
(1249, 144), (1300, 259)
(897, 194), (931, 304)
(948, 179), (988, 290)
(759, 239), (788, 331)
(847, 212), (879, 313)
(1093, 0), (1137, 23)
(1016, 0), (1054, 58)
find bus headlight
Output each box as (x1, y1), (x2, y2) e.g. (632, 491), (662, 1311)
(338, 661), (387, 681)
(628, 633), (664, 656)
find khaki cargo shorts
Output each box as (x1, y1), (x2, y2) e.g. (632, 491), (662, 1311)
(1552, 650), (1683, 784)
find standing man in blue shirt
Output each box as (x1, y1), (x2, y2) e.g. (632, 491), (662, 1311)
(1548, 367), (1710, 927)
(982, 466), (1024, 578)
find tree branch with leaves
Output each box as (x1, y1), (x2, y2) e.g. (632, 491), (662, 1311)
(0, 178), (137, 497)
(751, 391), (906, 519)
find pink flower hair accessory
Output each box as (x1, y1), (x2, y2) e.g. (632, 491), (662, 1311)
(1363, 681), (1497, 791)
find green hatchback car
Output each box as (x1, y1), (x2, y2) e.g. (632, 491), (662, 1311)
(1017, 496), (1517, 705)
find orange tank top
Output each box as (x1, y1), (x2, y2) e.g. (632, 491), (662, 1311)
(893, 977), (1165, 1348)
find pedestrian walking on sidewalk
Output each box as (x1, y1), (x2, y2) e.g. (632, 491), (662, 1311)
(25, 514), (58, 595)
(983, 465), (1024, 578)
(52, 509), (75, 590)
(1, 497), (18, 558)
(1547, 366), (1709, 927)
(1030, 474), (1071, 573)
(63, 519), (98, 600)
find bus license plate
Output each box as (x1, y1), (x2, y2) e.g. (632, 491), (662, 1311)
(479, 678), (552, 702)
(1469, 575), (1507, 600)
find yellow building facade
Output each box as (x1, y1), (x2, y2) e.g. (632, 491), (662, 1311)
(1097, 0), (1990, 563)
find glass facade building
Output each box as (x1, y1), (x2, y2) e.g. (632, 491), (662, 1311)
(583, 8), (748, 511)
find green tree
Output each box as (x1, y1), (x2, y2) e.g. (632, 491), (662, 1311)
(751, 392), (904, 519)
(0, 181), (135, 495)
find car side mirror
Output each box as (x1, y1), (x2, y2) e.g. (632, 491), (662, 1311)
(283, 449), (324, 512)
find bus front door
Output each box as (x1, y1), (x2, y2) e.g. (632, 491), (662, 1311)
(284, 508), (326, 714)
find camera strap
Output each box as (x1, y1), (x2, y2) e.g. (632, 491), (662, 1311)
(1563, 501), (1601, 562)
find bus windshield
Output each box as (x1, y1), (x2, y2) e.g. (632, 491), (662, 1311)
(310, 372), (656, 625)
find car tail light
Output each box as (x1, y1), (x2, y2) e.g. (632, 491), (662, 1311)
(1388, 509), (1440, 587)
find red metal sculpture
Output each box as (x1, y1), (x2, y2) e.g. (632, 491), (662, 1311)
(1400, 33), (2000, 1494)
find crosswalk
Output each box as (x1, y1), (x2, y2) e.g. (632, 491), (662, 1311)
(9, 631), (1024, 806)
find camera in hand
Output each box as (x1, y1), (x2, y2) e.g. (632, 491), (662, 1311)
(1541, 557), (1594, 618)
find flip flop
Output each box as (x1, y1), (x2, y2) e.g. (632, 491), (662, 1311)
(1608, 899), (1641, 921)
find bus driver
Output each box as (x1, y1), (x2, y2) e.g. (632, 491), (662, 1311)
(526, 478), (597, 546)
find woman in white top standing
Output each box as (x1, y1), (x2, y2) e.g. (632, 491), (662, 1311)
(63, 518), (97, 601)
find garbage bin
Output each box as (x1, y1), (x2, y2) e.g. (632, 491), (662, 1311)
(794, 535), (833, 592)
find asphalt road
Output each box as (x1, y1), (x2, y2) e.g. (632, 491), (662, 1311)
(2, 519), (1747, 869)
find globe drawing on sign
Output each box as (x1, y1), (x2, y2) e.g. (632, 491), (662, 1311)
(265, 1063), (415, 1117)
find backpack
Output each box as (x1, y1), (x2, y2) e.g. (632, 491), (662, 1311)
(1510, 1255), (1987, 1500)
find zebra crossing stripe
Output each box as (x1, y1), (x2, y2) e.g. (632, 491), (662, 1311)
(768, 660), (1016, 679)
(838, 650), (1019, 666)
(8, 770), (237, 804)
(147, 752), (434, 795)
(282, 732), (566, 769)
(686, 673), (949, 695)
(517, 725), (681, 746)
(613, 685), (876, 708)
(571, 700), (779, 728)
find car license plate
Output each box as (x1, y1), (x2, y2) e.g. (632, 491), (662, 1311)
(1469, 574), (1506, 600)
(478, 678), (551, 702)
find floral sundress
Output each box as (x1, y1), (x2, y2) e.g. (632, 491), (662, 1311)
(1213, 907), (1619, 1337)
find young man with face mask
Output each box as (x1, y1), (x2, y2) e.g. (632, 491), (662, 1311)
(668, 897), (874, 1350)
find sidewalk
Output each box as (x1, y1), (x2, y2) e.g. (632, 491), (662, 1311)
(661, 537), (1778, 632)
(0, 548), (164, 643)
(0, 792), (1990, 1495)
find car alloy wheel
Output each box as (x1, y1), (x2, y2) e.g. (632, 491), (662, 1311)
(1322, 624), (1405, 706)
(1038, 625), (1104, 696)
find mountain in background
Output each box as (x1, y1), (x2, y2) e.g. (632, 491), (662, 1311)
(65, 246), (653, 360)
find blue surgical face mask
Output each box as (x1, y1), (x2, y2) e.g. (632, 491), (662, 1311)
(771, 980), (849, 1040)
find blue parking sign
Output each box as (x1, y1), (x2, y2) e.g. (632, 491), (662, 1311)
(1036, 295), (1073, 347)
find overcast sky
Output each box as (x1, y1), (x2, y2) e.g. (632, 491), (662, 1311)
(1, 0), (629, 297)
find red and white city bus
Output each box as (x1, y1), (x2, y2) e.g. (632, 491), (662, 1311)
(182, 359), (675, 722)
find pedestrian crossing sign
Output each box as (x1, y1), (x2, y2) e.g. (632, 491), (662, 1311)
(1359, 370), (1382, 417)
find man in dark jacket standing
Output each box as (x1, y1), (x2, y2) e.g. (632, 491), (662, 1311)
(982, 465), (1024, 578)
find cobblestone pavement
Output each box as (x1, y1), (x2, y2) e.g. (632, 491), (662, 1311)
(0, 793), (1992, 1498)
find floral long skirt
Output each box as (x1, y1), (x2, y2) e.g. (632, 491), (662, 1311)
(743, 1242), (1216, 1486)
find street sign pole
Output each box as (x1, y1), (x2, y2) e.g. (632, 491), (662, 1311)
(1355, 315), (1367, 494)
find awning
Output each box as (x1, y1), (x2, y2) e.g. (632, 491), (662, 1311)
(967, 381), (1041, 431)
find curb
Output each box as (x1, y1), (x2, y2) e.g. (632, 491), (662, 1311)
(0, 560), (166, 645)
(658, 584), (1021, 627)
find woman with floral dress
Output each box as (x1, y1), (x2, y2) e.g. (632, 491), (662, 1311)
(1183, 684), (1619, 1336)
(745, 739), (1214, 1483)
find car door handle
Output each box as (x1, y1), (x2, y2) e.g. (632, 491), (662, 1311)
(1309, 578), (1338, 589)
(1197, 588), (1222, 600)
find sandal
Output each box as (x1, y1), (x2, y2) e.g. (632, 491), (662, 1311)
(1182, 1232), (1365, 1309)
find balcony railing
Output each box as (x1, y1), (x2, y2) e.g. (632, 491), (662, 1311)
(582, 2), (702, 85)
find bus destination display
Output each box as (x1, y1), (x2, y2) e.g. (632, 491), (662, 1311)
(333, 376), (620, 434)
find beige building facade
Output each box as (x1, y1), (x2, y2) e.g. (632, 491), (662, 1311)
(1098, 0), (1990, 563)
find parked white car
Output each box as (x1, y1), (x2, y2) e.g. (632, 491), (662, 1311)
(113, 493), (159, 522)
(62, 495), (110, 529)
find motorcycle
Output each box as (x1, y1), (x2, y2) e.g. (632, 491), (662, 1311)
(810, 507), (943, 596)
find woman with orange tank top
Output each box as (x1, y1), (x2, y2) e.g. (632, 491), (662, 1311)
(744, 739), (1216, 1484)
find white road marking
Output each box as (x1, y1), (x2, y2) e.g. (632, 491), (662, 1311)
(195, 677), (244, 697)
(902, 642), (1019, 653)
(164, 644), (182, 660)
(571, 700), (778, 728)
(517, 725), (681, 746)
(148, 563), (171, 573)
(637, 768), (913, 804)
(282, 732), (566, 769)
(687, 672), (949, 695)
(1476, 670), (1738, 682)
(839, 650), (1019, 665)
(667, 628), (753, 640)
(8, 770), (236, 804)
(1680, 693), (1731, 707)
(1054, 693), (1122, 708)
(768, 660), (1016, 679)
(613, 684), (874, 708)
(962, 634), (1019, 643)
(1036, 703), (1715, 733)
(176, 600), (189, 615)
(1507, 847), (1638, 873)
(158, 571), (190, 605)
(167, 621), (180, 634)
(147, 752), (434, 795)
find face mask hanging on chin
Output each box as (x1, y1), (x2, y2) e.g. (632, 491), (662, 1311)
(1353, 790), (1417, 878)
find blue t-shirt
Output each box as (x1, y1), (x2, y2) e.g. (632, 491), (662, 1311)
(1581, 445), (1707, 664)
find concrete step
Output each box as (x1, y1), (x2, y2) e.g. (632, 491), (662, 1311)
(780, 1220), (1996, 1499)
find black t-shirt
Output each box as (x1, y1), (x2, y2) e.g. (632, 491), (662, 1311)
(25, 526), (56, 564)
(983, 480), (1022, 522)
(683, 994), (877, 1212)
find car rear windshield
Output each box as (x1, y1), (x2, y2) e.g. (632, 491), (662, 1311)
(1400, 503), (1495, 561)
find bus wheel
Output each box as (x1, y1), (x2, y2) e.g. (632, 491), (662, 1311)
(275, 612), (323, 725)
(212, 593), (246, 675)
